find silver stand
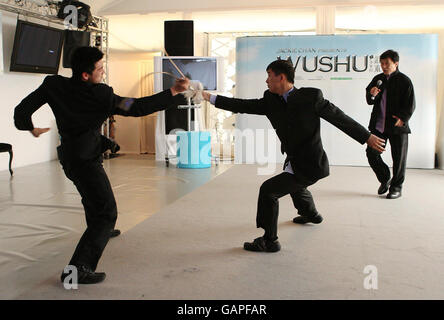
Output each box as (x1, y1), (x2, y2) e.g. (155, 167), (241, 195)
(165, 98), (201, 167)
(177, 98), (201, 131)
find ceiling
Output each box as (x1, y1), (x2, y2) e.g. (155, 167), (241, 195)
(78, 0), (444, 52)
(84, 0), (444, 15)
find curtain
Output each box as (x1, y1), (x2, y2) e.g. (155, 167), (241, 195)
(138, 59), (156, 154)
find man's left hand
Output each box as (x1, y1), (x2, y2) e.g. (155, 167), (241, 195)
(392, 115), (404, 127)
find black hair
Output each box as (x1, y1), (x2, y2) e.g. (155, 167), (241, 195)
(71, 46), (104, 79)
(380, 49), (399, 63)
(266, 59), (295, 84)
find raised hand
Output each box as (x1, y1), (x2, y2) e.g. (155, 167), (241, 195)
(370, 86), (381, 97)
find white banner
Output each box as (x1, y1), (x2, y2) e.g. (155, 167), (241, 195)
(235, 34), (437, 169)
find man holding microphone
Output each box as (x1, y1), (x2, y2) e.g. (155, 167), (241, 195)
(365, 50), (416, 199)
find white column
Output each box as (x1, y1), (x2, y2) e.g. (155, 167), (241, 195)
(316, 6), (336, 35)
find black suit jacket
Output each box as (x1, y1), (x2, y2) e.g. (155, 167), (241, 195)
(365, 70), (415, 134)
(215, 88), (371, 182)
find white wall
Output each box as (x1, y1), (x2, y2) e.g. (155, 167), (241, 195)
(106, 9), (316, 53)
(0, 12), (72, 172)
(0, 12), (3, 73)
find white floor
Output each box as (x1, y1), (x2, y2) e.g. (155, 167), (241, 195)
(0, 154), (232, 299)
(1, 156), (444, 299)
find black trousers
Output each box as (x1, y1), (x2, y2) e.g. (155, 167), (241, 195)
(366, 130), (409, 192)
(257, 172), (318, 241)
(60, 156), (117, 271)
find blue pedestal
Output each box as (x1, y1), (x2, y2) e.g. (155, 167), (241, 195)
(176, 131), (212, 169)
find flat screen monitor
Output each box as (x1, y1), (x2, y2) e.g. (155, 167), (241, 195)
(154, 56), (224, 93)
(10, 20), (64, 74)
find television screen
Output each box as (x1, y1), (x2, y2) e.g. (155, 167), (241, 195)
(162, 57), (218, 91)
(10, 20), (64, 74)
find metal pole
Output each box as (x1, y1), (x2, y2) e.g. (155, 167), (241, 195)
(187, 108), (191, 131)
(187, 97), (194, 131)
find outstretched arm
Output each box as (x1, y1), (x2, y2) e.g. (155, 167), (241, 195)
(112, 78), (190, 117)
(315, 90), (385, 153)
(202, 91), (267, 115)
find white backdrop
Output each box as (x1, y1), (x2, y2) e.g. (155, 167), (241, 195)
(234, 34), (438, 169)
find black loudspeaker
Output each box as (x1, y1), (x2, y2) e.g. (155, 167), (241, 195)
(164, 21), (194, 132)
(63, 30), (91, 68)
(164, 20), (193, 56)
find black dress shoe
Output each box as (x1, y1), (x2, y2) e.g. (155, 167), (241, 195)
(110, 142), (120, 154)
(378, 179), (391, 195)
(110, 229), (121, 238)
(243, 237), (281, 252)
(292, 214), (323, 225)
(386, 191), (401, 199)
(61, 265), (106, 284)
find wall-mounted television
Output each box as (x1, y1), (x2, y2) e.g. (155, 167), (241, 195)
(10, 20), (64, 74)
(154, 56), (224, 93)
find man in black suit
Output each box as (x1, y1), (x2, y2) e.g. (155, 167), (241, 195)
(365, 50), (415, 199)
(14, 47), (189, 283)
(202, 59), (385, 253)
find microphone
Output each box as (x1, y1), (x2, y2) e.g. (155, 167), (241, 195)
(371, 80), (383, 100)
